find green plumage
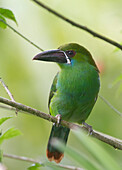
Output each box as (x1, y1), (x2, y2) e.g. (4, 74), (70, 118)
(33, 43), (100, 163)
(49, 61), (99, 122)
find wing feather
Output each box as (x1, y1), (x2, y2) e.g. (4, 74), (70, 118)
(48, 73), (59, 109)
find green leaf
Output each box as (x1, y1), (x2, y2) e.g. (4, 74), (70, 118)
(52, 130), (121, 170)
(74, 130), (121, 170)
(0, 8), (17, 25)
(28, 163), (43, 170)
(0, 127), (22, 145)
(52, 138), (98, 170)
(0, 117), (13, 126)
(0, 15), (7, 29)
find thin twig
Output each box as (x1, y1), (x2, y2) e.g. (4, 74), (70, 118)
(31, 0), (122, 50)
(0, 104), (22, 113)
(0, 96), (122, 150)
(0, 19), (44, 51)
(0, 104), (16, 111)
(99, 95), (122, 117)
(3, 153), (41, 164)
(0, 79), (14, 101)
(0, 78), (18, 114)
(3, 153), (83, 170)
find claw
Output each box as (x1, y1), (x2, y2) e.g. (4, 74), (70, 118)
(55, 114), (62, 127)
(82, 122), (93, 135)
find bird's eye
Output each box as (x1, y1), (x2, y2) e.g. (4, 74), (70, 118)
(68, 51), (73, 55)
(66, 50), (76, 57)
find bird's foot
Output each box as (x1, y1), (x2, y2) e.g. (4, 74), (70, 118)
(55, 114), (62, 127)
(82, 122), (93, 135)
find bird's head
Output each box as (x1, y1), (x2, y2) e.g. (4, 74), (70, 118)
(33, 43), (99, 71)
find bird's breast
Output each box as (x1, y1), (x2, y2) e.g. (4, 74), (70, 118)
(57, 64), (100, 100)
(50, 63), (100, 121)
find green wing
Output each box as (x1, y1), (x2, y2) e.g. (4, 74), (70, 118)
(48, 73), (59, 109)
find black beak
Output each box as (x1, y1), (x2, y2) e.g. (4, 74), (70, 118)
(33, 49), (67, 63)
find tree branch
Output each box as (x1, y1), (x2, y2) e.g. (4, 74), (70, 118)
(0, 96), (122, 150)
(0, 19), (43, 51)
(31, 0), (122, 50)
(3, 153), (83, 170)
(3, 153), (41, 164)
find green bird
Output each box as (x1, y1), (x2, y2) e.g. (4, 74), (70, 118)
(33, 43), (100, 163)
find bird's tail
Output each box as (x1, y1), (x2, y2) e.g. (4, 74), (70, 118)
(46, 124), (70, 163)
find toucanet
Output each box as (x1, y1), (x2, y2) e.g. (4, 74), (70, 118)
(33, 43), (100, 163)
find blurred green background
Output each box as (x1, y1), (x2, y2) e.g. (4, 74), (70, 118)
(0, 0), (122, 169)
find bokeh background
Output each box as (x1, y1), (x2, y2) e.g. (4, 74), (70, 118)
(0, 0), (122, 169)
